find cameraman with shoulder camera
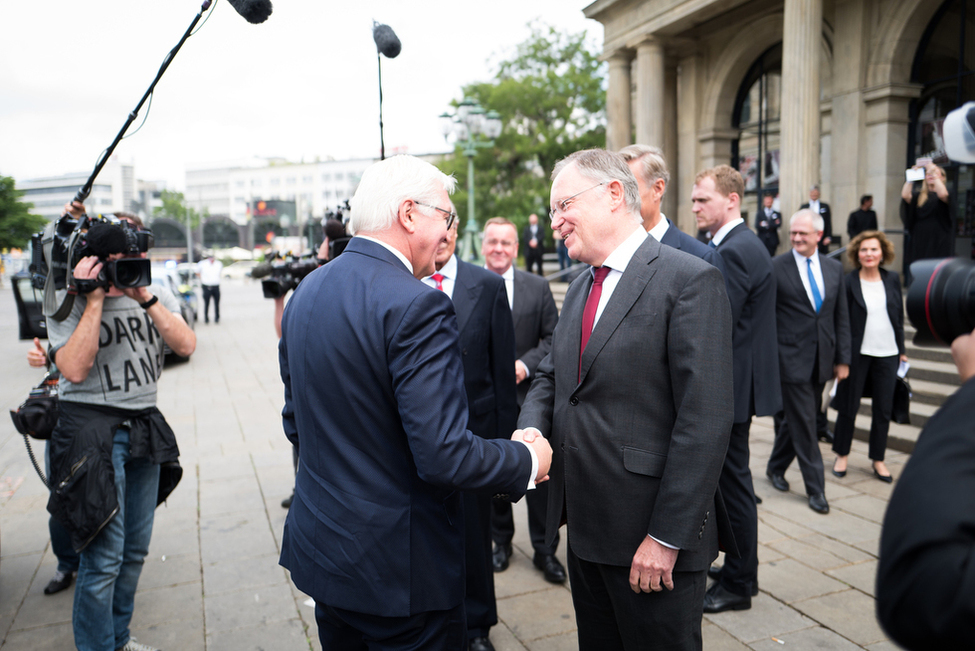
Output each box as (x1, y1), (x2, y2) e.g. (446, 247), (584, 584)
(47, 201), (195, 651)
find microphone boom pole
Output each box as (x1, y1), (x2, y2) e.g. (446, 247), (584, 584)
(74, 0), (215, 204)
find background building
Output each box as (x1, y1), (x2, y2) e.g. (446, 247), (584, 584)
(18, 156), (150, 222)
(587, 0), (974, 260)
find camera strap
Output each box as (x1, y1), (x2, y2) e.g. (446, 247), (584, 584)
(42, 227), (83, 322)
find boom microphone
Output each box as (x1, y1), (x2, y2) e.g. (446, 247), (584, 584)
(225, 0), (273, 24)
(373, 22), (401, 58)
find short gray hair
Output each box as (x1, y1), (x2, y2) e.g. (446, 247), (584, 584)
(348, 155), (456, 235)
(790, 208), (824, 232)
(551, 149), (642, 218)
(618, 144), (670, 196)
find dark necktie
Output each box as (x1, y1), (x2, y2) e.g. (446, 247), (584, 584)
(580, 266), (611, 379)
(708, 240), (717, 249)
(806, 259), (823, 312)
(431, 273), (444, 292)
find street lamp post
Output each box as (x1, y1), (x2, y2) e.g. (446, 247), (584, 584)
(439, 98), (502, 262)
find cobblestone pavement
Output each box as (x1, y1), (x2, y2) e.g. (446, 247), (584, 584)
(0, 279), (906, 650)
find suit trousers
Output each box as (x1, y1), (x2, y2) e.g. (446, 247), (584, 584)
(524, 248), (544, 276)
(833, 354), (898, 461)
(491, 482), (558, 556)
(768, 381), (827, 496)
(315, 600), (466, 651)
(716, 420), (758, 597)
(567, 544), (706, 651)
(464, 491), (498, 637)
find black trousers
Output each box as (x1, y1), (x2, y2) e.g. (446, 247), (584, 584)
(567, 544), (706, 651)
(491, 481), (558, 556)
(833, 354), (898, 461)
(202, 284), (220, 322)
(463, 491), (497, 638)
(524, 248), (544, 276)
(716, 420), (758, 597)
(768, 381), (827, 496)
(315, 600), (466, 650)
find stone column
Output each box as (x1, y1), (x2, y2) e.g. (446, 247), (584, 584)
(635, 38), (666, 148)
(662, 62), (679, 221)
(606, 50), (633, 152)
(779, 0), (823, 218)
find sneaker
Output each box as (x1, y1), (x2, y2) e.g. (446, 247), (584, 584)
(43, 570), (74, 595)
(118, 638), (160, 651)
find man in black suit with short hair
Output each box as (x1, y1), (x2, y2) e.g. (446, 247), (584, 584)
(691, 165), (781, 613)
(521, 213), (546, 276)
(766, 209), (851, 515)
(847, 195), (878, 240)
(800, 185), (833, 255)
(755, 192), (782, 257)
(481, 217), (565, 585)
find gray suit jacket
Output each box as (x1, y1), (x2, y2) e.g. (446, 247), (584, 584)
(772, 251), (852, 385)
(512, 269), (559, 406)
(519, 235), (734, 571)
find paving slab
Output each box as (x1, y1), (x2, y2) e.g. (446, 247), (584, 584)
(203, 553), (289, 596)
(793, 587), (889, 646)
(703, 593), (814, 643)
(760, 558), (849, 603)
(496, 585), (577, 644)
(827, 559), (880, 598)
(203, 581), (298, 634)
(206, 617), (311, 651)
(749, 625), (864, 649)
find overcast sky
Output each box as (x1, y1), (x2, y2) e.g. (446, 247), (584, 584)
(0, 0), (601, 191)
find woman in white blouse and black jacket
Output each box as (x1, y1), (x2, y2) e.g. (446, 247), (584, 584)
(831, 230), (908, 482)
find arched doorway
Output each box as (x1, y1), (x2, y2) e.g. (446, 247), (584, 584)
(203, 218), (240, 249)
(732, 44), (783, 223)
(909, 0), (975, 248)
(150, 219), (187, 248)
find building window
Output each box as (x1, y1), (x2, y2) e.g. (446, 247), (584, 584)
(732, 43), (782, 223)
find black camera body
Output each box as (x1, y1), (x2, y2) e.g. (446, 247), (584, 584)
(257, 254), (321, 299)
(907, 258), (975, 346)
(30, 213), (154, 295)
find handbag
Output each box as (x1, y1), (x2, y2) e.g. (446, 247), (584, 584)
(9, 372), (60, 488)
(891, 376), (912, 425)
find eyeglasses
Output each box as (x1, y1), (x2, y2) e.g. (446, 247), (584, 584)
(549, 182), (606, 222)
(414, 202), (457, 230)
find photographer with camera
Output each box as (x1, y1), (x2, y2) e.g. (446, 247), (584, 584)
(46, 201), (195, 651)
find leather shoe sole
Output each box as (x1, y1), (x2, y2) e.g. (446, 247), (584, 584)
(533, 553), (567, 584)
(808, 493), (830, 514)
(469, 636), (495, 651)
(767, 472), (789, 492)
(492, 544), (512, 573)
(703, 582), (751, 613)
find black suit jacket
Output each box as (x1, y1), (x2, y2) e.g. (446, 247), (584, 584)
(519, 235), (734, 571)
(754, 208), (782, 252)
(521, 224), (546, 254)
(801, 201), (833, 254)
(877, 377), (975, 649)
(511, 268), (558, 406)
(847, 209), (878, 239)
(657, 218), (727, 278)
(452, 258), (519, 441)
(278, 239), (531, 617)
(772, 251), (851, 384)
(716, 223), (781, 421)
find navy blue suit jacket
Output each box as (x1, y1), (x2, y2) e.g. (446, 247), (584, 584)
(657, 218), (727, 278)
(278, 238), (532, 617)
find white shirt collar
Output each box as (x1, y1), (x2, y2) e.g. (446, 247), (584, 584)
(356, 235), (413, 275)
(712, 217), (744, 247)
(647, 214), (670, 242)
(601, 225), (647, 274)
(437, 253), (458, 280)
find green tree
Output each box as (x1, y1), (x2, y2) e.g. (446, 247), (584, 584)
(0, 176), (47, 250)
(440, 22), (606, 236)
(152, 189), (207, 228)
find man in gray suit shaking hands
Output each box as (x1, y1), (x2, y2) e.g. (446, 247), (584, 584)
(766, 209), (851, 515)
(519, 149), (734, 650)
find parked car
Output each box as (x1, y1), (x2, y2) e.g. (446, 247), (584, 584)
(153, 265), (197, 361)
(222, 260), (259, 280)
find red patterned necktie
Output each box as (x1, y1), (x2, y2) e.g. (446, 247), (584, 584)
(431, 273), (444, 291)
(580, 266), (611, 379)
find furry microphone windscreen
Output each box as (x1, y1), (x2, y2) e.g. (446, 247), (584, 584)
(85, 222), (130, 257)
(373, 23), (401, 58)
(224, 0), (273, 24)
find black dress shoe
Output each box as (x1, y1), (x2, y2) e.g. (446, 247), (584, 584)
(533, 553), (567, 584)
(808, 493), (829, 514)
(703, 582), (751, 613)
(873, 468), (893, 483)
(767, 472), (789, 492)
(469, 636), (495, 651)
(44, 571), (74, 595)
(755, 494), (763, 504)
(707, 566), (758, 596)
(281, 492), (294, 509)
(818, 430), (835, 444)
(492, 543), (512, 573)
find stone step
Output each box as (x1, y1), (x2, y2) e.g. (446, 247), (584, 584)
(904, 377), (959, 406)
(907, 357), (962, 386)
(852, 394), (941, 429)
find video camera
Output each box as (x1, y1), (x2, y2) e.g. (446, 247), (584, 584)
(251, 252), (321, 299)
(904, 101), (975, 346)
(30, 212), (154, 298)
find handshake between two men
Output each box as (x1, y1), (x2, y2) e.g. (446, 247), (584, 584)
(511, 427), (552, 485)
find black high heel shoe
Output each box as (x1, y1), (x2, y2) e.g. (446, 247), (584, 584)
(873, 463), (893, 483)
(831, 459), (847, 478)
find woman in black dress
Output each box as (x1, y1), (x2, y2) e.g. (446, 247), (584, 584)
(901, 162), (953, 269)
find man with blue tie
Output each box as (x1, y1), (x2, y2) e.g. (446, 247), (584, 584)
(766, 209), (851, 514)
(278, 155), (552, 650)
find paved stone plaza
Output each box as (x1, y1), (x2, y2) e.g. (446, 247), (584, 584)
(0, 279), (908, 649)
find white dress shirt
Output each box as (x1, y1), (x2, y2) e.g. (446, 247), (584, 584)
(590, 227), (648, 329)
(422, 253), (457, 298)
(647, 214), (670, 242)
(711, 217), (744, 248)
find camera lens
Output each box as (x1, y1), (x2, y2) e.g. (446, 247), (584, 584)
(906, 258), (975, 346)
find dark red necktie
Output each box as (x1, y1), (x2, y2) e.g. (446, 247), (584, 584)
(580, 266), (611, 379)
(431, 273), (444, 291)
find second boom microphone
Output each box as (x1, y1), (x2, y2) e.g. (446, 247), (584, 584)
(224, 0), (273, 24)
